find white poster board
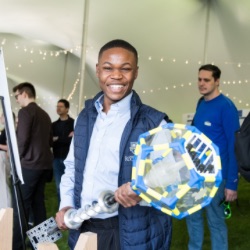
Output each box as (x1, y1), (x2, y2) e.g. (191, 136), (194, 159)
(0, 48), (23, 183)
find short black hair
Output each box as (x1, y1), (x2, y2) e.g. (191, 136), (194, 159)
(13, 82), (36, 99)
(199, 64), (221, 81)
(58, 99), (70, 109)
(98, 39), (138, 64)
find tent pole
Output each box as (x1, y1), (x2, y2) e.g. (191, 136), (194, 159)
(203, 0), (212, 64)
(78, 0), (90, 113)
(61, 52), (68, 98)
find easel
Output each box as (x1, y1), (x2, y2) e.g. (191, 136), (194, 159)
(0, 96), (28, 249)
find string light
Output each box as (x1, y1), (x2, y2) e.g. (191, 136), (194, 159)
(2, 36), (250, 116)
(1, 38), (6, 45)
(67, 75), (80, 101)
(139, 79), (250, 108)
(1, 37), (82, 59)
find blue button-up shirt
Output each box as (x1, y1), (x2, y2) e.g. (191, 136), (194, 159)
(60, 92), (132, 218)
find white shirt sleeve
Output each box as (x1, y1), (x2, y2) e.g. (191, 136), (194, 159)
(59, 135), (76, 210)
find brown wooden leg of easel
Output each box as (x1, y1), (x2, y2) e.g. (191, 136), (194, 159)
(37, 232), (97, 250)
(74, 232), (97, 250)
(0, 208), (13, 250)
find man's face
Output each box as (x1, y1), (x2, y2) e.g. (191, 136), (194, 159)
(56, 102), (68, 116)
(14, 91), (25, 107)
(96, 47), (138, 108)
(198, 70), (219, 98)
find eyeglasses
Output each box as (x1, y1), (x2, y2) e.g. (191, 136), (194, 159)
(220, 200), (231, 219)
(14, 93), (22, 99)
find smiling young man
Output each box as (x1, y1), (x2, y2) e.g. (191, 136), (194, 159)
(56, 39), (172, 250)
(186, 64), (240, 250)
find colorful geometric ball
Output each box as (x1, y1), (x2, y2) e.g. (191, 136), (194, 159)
(131, 123), (222, 219)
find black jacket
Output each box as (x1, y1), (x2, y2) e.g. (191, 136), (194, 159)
(52, 116), (74, 159)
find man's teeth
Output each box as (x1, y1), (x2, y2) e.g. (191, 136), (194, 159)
(110, 85), (123, 89)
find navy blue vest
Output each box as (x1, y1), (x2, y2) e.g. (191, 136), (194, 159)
(69, 91), (172, 250)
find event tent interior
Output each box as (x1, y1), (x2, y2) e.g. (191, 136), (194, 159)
(0, 0), (250, 125)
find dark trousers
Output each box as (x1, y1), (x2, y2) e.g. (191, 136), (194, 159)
(53, 158), (66, 205)
(80, 216), (120, 250)
(12, 168), (50, 250)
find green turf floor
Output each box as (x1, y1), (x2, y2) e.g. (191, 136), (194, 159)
(45, 176), (250, 250)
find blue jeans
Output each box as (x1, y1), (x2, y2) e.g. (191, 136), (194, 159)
(186, 181), (228, 250)
(53, 158), (66, 204)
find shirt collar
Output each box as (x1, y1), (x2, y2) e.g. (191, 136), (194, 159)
(94, 91), (133, 115)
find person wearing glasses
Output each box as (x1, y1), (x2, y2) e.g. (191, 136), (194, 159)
(186, 64), (239, 250)
(55, 39), (172, 250)
(12, 82), (53, 250)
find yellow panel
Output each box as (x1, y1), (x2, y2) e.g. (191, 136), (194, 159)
(149, 126), (163, 135)
(171, 130), (177, 139)
(162, 148), (172, 157)
(147, 188), (162, 201)
(174, 124), (186, 130)
(182, 153), (194, 170)
(172, 207), (180, 216)
(188, 205), (202, 214)
(205, 150), (211, 156)
(138, 160), (145, 176)
(139, 193), (152, 203)
(131, 167), (137, 180)
(161, 207), (173, 216)
(145, 159), (152, 164)
(134, 144), (141, 155)
(209, 186), (218, 197)
(182, 130), (192, 140)
(162, 191), (169, 197)
(216, 155), (222, 170)
(204, 176), (216, 182)
(139, 138), (146, 145)
(176, 185), (190, 198)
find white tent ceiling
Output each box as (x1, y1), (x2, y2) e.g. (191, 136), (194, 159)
(0, 0), (250, 122)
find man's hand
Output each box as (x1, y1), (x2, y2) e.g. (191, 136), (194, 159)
(55, 206), (72, 231)
(114, 182), (141, 208)
(224, 189), (237, 202)
(68, 131), (74, 137)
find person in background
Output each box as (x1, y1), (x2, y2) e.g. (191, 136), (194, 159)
(0, 112), (15, 209)
(186, 64), (240, 250)
(52, 99), (74, 204)
(12, 82), (53, 250)
(55, 39), (172, 250)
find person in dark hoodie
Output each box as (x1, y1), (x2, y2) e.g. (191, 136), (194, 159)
(52, 99), (74, 204)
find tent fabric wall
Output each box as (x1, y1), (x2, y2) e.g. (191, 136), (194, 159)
(0, 0), (250, 122)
